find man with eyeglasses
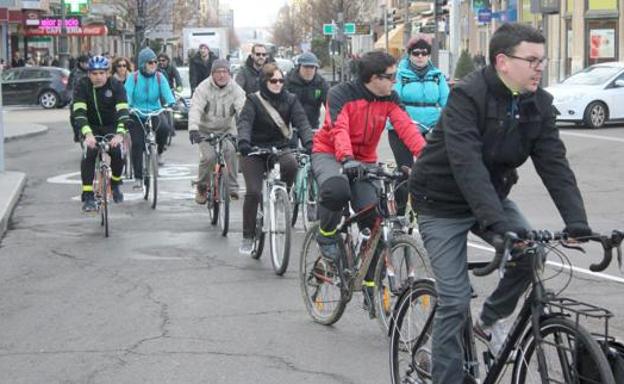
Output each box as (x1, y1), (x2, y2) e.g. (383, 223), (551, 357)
(190, 44), (216, 95)
(157, 53), (183, 94)
(235, 43), (268, 95)
(408, 23), (591, 383)
(312, 51), (426, 303)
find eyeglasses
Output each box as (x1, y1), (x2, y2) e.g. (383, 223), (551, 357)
(268, 78), (285, 84)
(506, 54), (548, 69)
(411, 49), (430, 57)
(377, 72), (397, 81)
(158, 59), (167, 63)
(117, 64), (127, 68)
(147, 60), (157, 65)
(255, 53), (267, 57)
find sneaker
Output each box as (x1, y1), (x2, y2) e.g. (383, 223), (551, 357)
(230, 190), (239, 200)
(239, 237), (254, 255)
(474, 318), (508, 357)
(195, 186), (208, 205)
(157, 154), (165, 167)
(82, 192), (97, 213)
(133, 179), (143, 191)
(112, 184), (124, 203)
(316, 232), (340, 262)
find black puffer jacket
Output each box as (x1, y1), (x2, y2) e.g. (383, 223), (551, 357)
(409, 65), (588, 230)
(189, 51), (216, 92)
(237, 83), (313, 149)
(285, 68), (329, 129)
(235, 55), (262, 95)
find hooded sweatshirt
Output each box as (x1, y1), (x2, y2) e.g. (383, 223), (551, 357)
(188, 76), (246, 135)
(125, 47), (175, 113)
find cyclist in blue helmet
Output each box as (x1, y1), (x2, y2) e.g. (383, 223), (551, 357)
(72, 55), (130, 212)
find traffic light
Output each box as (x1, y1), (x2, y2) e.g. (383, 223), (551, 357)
(435, 0), (448, 16)
(393, 9), (404, 26)
(387, 9), (396, 29)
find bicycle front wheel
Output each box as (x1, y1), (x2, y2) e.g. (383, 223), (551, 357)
(389, 279), (437, 384)
(299, 223), (346, 325)
(217, 168), (230, 236)
(512, 317), (615, 384)
(123, 135), (133, 180)
(269, 188), (291, 276)
(101, 173), (109, 238)
(251, 201), (265, 260)
(148, 145), (158, 209)
(374, 234), (432, 332)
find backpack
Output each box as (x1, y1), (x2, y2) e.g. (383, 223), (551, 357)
(132, 71), (166, 106)
(577, 337), (624, 383)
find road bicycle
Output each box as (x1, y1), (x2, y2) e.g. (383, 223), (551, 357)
(389, 229), (624, 384)
(290, 152), (318, 231)
(299, 164), (432, 331)
(248, 147), (294, 276)
(193, 133), (236, 237)
(129, 108), (172, 209)
(91, 134), (116, 238)
(122, 131), (133, 180)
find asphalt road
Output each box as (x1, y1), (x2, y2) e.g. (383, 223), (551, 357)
(1, 107), (624, 383)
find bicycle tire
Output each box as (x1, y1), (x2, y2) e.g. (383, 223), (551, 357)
(270, 188), (291, 276)
(251, 201), (265, 260)
(302, 171), (318, 231)
(209, 175), (219, 226)
(143, 150), (150, 201)
(374, 234), (432, 333)
(299, 223), (347, 325)
(101, 172), (109, 238)
(512, 317), (616, 384)
(149, 145), (158, 209)
(218, 168), (230, 236)
(389, 279), (437, 384)
(123, 133), (133, 180)
(291, 200), (300, 227)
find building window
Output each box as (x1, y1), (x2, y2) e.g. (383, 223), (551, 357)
(587, 0), (617, 11)
(586, 20), (618, 65)
(566, 0), (573, 13)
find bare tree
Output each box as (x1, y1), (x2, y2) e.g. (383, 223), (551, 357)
(112, 0), (172, 53)
(271, 5), (303, 52)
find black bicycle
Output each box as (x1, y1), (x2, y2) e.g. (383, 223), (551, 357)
(389, 230), (624, 384)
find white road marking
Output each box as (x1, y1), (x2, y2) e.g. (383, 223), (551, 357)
(70, 191), (194, 202)
(47, 163), (199, 185)
(467, 241), (624, 284)
(560, 131), (624, 144)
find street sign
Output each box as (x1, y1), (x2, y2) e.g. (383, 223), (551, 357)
(344, 23), (356, 35)
(323, 24), (334, 35)
(477, 8), (492, 23)
(355, 24), (371, 35)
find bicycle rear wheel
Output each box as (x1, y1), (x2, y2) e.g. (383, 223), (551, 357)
(374, 234), (431, 332)
(217, 168), (230, 236)
(123, 133), (133, 180)
(270, 188), (291, 275)
(208, 175), (219, 226)
(143, 150), (150, 201)
(251, 201), (265, 260)
(148, 145), (158, 209)
(389, 279), (437, 384)
(512, 317), (615, 384)
(302, 171), (318, 231)
(299, 223), (347, 325)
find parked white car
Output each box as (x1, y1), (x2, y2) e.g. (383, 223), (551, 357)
(545, 62), (624, 128)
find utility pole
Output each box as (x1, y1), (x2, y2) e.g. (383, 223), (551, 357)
(403, 0), (411, 50)
(449, 0), (460, 76)
(382, 4), (388, 53)
(59, 0), (69, 69)
(431, 0), (440, 66)
(336, 12), (345, 82)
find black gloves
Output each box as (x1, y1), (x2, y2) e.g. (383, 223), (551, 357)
(488, 222), (528, 240)
(238, 141), (252, 156)
(189, 130), (202, 144)
(342, 158), (365, 180)
(564, 222), (593, 239)
(304, 141), (313, 155)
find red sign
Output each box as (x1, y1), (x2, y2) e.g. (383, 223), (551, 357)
(25, 24), (107, 36)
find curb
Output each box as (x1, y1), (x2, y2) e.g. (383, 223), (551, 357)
(4, 124), (48, 142)
(0, 171), (26, 240)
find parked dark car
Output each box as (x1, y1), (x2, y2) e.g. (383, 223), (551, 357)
(1, 66), (72, 109)
(173, 66), (191, 129)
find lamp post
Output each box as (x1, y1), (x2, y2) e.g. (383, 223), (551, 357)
(59, 0), (69, 69)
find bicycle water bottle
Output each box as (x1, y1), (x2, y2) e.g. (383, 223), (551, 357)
(355, 227), (372, 257)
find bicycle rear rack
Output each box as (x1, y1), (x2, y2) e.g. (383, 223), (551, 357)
(547, 296), (613, 346)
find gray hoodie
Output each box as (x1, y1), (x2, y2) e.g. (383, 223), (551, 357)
(188, 76), (246, 135)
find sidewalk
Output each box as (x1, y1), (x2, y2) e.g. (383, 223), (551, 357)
(0, 118), (48, 239)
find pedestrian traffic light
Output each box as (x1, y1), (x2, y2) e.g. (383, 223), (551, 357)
(435, 0), (448, 15)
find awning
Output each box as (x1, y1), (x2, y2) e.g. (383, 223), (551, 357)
(374, 24), (405, 51)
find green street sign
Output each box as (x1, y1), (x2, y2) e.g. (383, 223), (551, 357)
(344, 23), (356, 34)
(323, 24), (335, 35)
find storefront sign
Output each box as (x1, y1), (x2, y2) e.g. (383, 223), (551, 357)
(25, 24), (107, 36)
(39, 17), (81, 28)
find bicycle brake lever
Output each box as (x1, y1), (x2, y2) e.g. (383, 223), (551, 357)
(617, 246), (623, 273)
(559, 241), (586, 253)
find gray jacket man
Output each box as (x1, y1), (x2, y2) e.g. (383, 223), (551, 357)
(189, 59), (246, 203)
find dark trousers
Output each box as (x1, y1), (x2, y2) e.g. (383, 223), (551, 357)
(81, 145), (124, 188)
(388, 129), (413, 215)
(128, 114), (170, 179)
(241, 153), (297, 238)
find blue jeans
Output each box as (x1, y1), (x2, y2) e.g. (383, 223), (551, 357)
(418, 199), (532, 383)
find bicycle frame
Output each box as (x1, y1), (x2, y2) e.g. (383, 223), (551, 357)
(262, 157), (288, 234)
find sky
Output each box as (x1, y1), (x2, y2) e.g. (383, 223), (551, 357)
(230, 0), (288, 28)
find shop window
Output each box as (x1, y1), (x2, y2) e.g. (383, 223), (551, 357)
(586, 20), (618, 65)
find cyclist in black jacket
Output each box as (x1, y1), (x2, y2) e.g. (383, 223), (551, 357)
(72, 55), (130, 212)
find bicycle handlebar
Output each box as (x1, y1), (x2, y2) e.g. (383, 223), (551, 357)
(129, 108), (174, 119)
(201, 132), (237, 145)
(472, 230), (624, 277)
(248, 147), (298, 157)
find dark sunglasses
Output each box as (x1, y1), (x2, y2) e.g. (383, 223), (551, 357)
(411, 49), (430, 57)
(117, 63), (127, 68)
(147, 60), (157, 64)
(255, 53), (267, 57)
(268, 78), (285, 84)
(377, 72), (397, 81)
(158, 59), (167, 62)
